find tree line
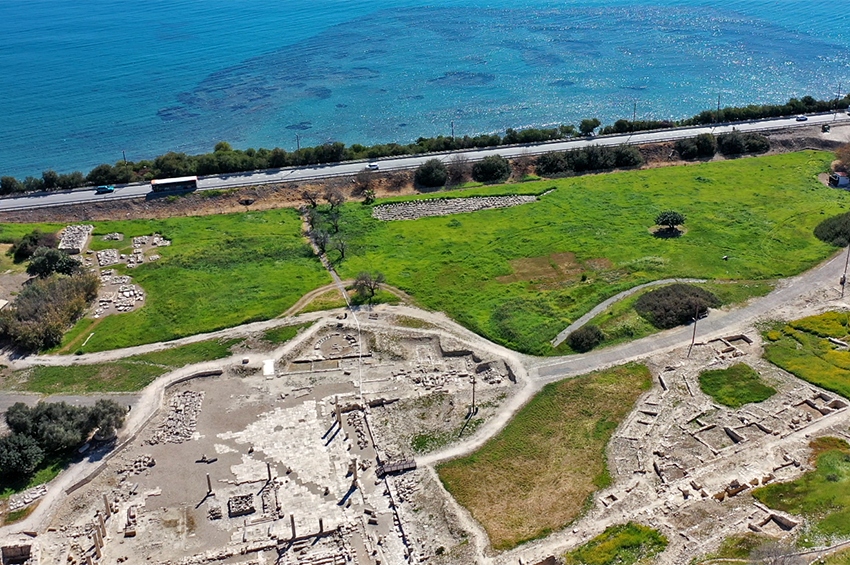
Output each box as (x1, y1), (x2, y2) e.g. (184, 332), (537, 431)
(0, 400), (126, 479)
(1, 94), (841, 195)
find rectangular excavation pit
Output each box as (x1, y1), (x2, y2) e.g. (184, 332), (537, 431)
(794, 401), (825, 420)
(1, 545), (31, 565)
(757, 514), (798, 536)
(740, 423), (771, 441)
(695, 425), (733, 451)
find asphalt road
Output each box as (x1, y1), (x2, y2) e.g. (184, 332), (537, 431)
(1, 112), (847, 213)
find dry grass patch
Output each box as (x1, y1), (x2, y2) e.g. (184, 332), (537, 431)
(437, 363), (652, 550)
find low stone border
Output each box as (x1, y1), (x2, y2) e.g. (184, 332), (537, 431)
(372, 195), (537, 221)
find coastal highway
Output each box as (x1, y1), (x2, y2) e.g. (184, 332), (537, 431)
(1, 112), (847, 213)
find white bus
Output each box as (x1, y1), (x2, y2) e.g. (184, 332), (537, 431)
(150, 176), (198, 192)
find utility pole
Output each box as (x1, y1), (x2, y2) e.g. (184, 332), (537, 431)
(122, 150), (127, 165)
(451, 120), (455, 139)
(633, 100), (637, 123)
(836, 83), (842, 120)
(842, 243), (850, 299)
(687, 303), (700, 358)
(295, 134), (301, 151)
(469, 374), (477, 417)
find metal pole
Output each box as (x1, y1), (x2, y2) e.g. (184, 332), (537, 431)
(122, 150), (127, 165)
(687, 303), (699, 358)
(471, 374), (476, 416)
(842, 244), (850, 299)
(451, 120), (455, 139)
(633, 101), (637, 123)
(296, 134), (301, 151)
(836, 83), (842, 120)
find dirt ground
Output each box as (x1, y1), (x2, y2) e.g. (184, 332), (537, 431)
(2, 123), (846, 225)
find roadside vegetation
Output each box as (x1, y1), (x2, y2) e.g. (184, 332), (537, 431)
(3, 94), (844, 194)
(562, 523), (668, 565)
(698, 364), (777, 408)
(762, 311), (850, 398)
(437, 364), (652, 550)
(753, 437), (850, 546)
(337, 151), (842, 355)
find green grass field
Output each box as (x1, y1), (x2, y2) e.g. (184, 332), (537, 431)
(334, 151), (846, 355)
(753, 437), (850, 545)
(37, 210), (329, 352)
(698, 363), (777, 408)
(563, 523), (668, 565)
(587, 281), (773, 350)
(4, 337), (245, 393)
(763, 311), (850, 399)
(437, 363), (652, 550)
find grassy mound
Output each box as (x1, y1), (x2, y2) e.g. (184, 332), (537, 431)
(763, 311), (850, 399)
(563, 523), (668, 565)
(634, 283), (720, 329)
(753, 438), (850, 545)
(698, 363), (776, 408)
(437, 363), (651, 550)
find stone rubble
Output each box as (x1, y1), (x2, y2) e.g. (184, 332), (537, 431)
(7, 484), (48, 512)
(96, 249), (120, 267)
(116, 455), (156, 477)
(102, 233), (123, 241)
(147, 391), (205, 445)
(58, 224), (94, 254)
(372, 195), (538, 221)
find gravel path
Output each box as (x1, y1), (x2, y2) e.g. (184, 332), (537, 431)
(550, 277), (707, 347)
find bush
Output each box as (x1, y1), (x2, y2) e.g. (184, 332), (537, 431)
(815, 211), (850, 246)
(414, 158), (448, 188)
(0, 433), (44, 476)
(566, 325), (604, 352)
(635, 284), (720, 329)
(472, 155), (512, 184)
(535, 145), (644, 176)
(26, 247), (81, 278)
(7, 229), (59, 263)
(675, 133), (717, 160)
(0, 271), (100, 351)
(717, 132), (770, 156)
(655, 210), (685, 229)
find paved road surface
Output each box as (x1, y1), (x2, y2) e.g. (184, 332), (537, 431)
(1, 113), (846, 213)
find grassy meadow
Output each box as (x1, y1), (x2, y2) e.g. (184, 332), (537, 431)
(753, 437), (850, 545)
(437, 363), (652, 550)
(0, 210), (330, 353)
(562, 523), (668, 565)
(0, 151), (844, 355)
(763, 311), (850, 399)
(335, 151), (846, 355)
(698, 363), (776, 408)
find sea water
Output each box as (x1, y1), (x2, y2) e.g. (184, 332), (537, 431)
(1, 0), (848, 178)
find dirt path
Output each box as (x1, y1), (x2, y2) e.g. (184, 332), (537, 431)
(550, 277), (707, 347)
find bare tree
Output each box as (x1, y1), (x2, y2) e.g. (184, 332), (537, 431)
(353, 168), (377, 196)
(447, 154), (470, 186)
(311, 229), (330, 254)
(301, 189), (320, 208)
(333, 238), (348, 260)
(512, 154), (535, 179)
(354, 271), (385, 303)
(303, 207), (319, 230)
(324, 188), (345, 211)
(328, 210), (341, 233)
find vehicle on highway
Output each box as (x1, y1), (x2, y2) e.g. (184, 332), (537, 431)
(95, 185), (115, 194)
(796, 115), (808, 121)
(150, 176), (198, 192)
(368, 163), (379, 170)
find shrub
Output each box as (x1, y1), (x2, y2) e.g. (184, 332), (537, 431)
(655, 210), (685, 230)
(815, 211), (850, 247)
(0, 176), (23, 195)
(26, 247), (81, 278)
(566, 325), (604, 352)
(676, 133), (717, 159)
(7, 229), (59, 263)
(472, 155), (512, 184)
(580, 118), (601, 135)
(0, 271), (100, 351)
(414, 158), (448, 188)
(0, 433), (44, 476)
(635, 284), (720, 329)
(535, 145), (643, 176)
(717, 132), (770, 155)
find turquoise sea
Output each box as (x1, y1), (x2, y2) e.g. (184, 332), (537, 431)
(1, 1), (848, 178)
